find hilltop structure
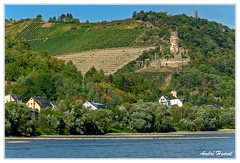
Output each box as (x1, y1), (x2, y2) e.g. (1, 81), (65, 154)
(143, 31), (190, 70)
(169, 31), (184, 59)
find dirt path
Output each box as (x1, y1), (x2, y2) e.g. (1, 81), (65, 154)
(162, 74), (172, 88)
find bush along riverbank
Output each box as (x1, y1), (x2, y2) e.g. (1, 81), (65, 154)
(5, 100), (235, 137)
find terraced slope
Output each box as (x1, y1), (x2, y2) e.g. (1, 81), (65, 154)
(56, 47), (155, 75)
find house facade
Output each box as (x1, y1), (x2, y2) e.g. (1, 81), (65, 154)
(5, 93), (23, 104)
(159, 96), (171, 107)
(83, 101), (105, 110)
(26, 96), (52, 112)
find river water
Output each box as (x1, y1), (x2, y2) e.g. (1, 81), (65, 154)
(5, 132), (235, 158)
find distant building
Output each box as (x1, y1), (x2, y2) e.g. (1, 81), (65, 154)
(159, 95), (183, 107)
(5, 93), (23, 104)
(159, 96), (171, 107)
(83, 101), (105, 110)
(194, 10), (198, 18)
(170, 99), (183, 107)
(26, 96), (52, 112)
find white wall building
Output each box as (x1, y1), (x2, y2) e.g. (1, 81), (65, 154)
(83, 101), (105, 110)
(159, 95), (183, 107)
(159, 96), (171, 107)
(170, 99), (183, 107)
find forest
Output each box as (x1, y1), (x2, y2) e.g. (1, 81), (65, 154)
(5, 100), (235, 136)
(5, 10), (235, 136)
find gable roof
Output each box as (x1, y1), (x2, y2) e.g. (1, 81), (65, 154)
(32, 96), (52, 108)
(83, 101), (105, 109)
(163, 96), (170, 101)
(10, 93), (22, 102)
(160, 95), (170, 102)
(159, 95), (171, 106)
(89, 101), (104, 109)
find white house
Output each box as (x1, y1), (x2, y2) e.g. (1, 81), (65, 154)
(83, 101), (105, 110)
(159, 95), (183, 107)
(5, 93), (23, 104)
(159, 96), (171, 107)
(170, 99), (183, 107)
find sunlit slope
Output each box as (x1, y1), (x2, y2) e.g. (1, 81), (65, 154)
(7, 20), (150, 56)
(33, 28), (144, 55)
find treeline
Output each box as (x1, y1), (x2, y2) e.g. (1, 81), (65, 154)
(48, 13), (80, 24)
(5, 13), (80, 24)
(5, 100), (235, 136)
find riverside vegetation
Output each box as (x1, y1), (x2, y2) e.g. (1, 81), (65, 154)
(5, 11), (235, 136)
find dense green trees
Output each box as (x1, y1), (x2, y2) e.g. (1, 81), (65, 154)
(48, 13), (80, 24)
(5, 37), (84, 102)
(5, 100), (235, 136)
(5, 102), (37, 136)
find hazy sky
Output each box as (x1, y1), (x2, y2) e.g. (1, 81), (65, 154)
(5, 4), (235, 29)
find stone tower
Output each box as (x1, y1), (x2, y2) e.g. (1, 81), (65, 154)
(170, 31), (182, 59)
(170, 32), (179, 55)
(194, 10), (198, 18)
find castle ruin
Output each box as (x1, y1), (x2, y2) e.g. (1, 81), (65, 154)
(169, 31), (183, 59)
(148, 31), (190, 69)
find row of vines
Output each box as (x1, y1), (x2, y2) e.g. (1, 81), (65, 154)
(33, 28), (145, 55)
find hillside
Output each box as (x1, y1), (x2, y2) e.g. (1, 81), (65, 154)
(4, 12), (235, 136)
(5, 19), (156, 55)
(56, 47), (154, 75)
(5, 11), (235, 108)
(114, 11), (235, 107)
(5, 19), (159, 75)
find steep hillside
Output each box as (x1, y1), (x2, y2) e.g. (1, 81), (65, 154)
(114, 11), (235, 107)
(5, 19), (160, 74)
(6, 19), (157, 56)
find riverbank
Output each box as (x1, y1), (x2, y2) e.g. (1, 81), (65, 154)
(5, 129), (235, 140)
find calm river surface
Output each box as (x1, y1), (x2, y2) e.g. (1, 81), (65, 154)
(5, 132), (235, 158)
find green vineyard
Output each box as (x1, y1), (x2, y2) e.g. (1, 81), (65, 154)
(16, 23), (43, 40)
(33, 28), (144, 55)
(14, 21), (148, 56)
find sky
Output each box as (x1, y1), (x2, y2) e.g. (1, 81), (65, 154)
(4, 4), (236, 29)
